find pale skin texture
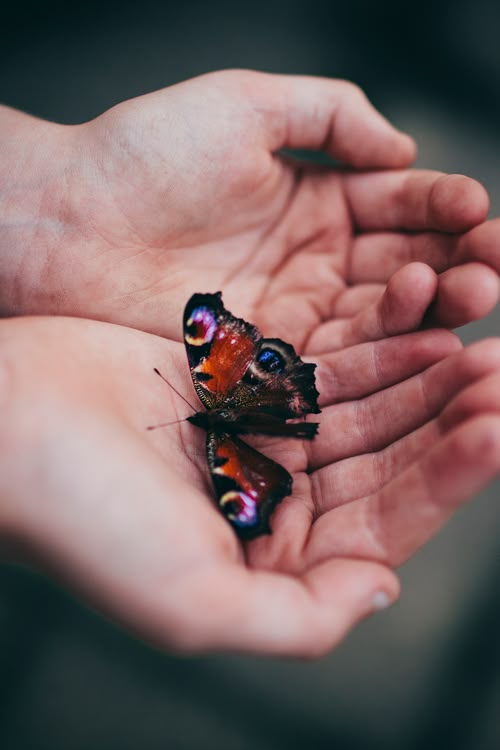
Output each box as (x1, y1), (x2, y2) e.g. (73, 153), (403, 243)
(1, 70), (500, 657)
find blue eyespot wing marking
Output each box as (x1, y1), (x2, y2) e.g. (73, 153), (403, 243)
(257, 347), (285, 373)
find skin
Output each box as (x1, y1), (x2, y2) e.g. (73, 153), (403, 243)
(1, 70), (499, 344)
(1, 318), (500, 658)
(0, 70), (499, 657)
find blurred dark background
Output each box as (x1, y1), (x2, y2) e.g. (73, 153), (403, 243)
(1, 1), (499, 748)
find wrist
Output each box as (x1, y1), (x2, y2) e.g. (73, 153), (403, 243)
(0, 106), (76, 315)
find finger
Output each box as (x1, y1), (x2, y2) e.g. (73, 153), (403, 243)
(311, 420), (438, 512)
(314, 365), (500, 514)
(303, 284), (383, 355)
(349, 233), (500, 329)
(252, 73), (416, 168)
(173, 559), (399, 657)
(307, 414), (500, 570)
(307, 263), (439, 354)
(428, 262), (500, 328)
(427, 219), (500, 327)
(343, 171), (489, 232)
(350, 231), (455, 283)
(310, 338), (500, 469)
(455, 218), (500, 271)
(439, 371), (500, 433)
(351, 219), (500, 286)
(330, 284), (384, 318)
(313, 329), (461, 406)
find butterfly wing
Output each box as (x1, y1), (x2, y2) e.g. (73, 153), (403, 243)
(183, 292), (320, 423)
(239, 337), (320, 420)
(183, 292), (260, 410)
(207, 431), (292, 540)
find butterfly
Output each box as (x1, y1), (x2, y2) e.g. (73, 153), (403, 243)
(179, 291), (320, 540)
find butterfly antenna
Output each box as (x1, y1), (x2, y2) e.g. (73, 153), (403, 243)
(146, 418), (187, 431)
(153, 367), (197, 413)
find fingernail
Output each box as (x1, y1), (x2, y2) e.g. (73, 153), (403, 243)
(372, 590), (394, 611)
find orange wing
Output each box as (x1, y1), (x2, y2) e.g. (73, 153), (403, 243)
(183, 292), (320, 418)
(206, 431), (292, 539)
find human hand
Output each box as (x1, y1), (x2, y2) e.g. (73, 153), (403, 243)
(1, 70), (498, 349)
(2, 316), (499, 656)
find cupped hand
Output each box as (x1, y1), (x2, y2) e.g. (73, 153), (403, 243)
(2, 316), (499, 657)
(2, 70), (498, 348)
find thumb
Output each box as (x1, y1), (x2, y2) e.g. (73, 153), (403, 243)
(247, 72), (416, 168)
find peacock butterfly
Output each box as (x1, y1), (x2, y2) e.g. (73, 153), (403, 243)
(182, 292), (320, 540)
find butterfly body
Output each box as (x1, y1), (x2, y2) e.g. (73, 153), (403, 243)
(183, 292), (320, 540)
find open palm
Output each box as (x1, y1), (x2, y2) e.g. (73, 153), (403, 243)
(2, 71), (500, 656)
(3, 315), (500, 657)
(6, 70), (499, 348)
